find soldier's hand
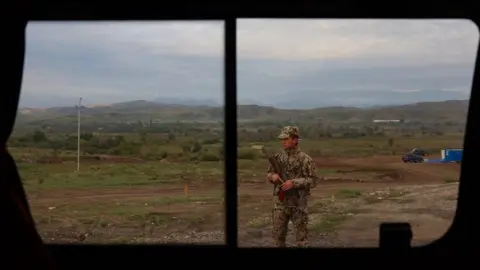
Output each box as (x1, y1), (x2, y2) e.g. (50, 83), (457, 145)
(270, 173), (282, 184)
(282, 180), (294, 191)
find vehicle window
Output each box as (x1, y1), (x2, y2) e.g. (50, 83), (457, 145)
(11, 21), (226, 244)
(236, 19), (477, 247)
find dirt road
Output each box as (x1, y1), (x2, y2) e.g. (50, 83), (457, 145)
(28, 155), (460, 246)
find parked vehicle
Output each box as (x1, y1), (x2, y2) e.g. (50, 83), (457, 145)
(410, 148), (429, 156)
(402, 153), (424, 163)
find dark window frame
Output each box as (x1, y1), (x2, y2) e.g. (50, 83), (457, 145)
(3, 2), (478, 266)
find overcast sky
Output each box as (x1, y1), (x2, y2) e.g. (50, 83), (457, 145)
(21, 19), (479, 108)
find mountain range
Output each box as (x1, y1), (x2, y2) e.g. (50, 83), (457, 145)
(16, 99), (470, 125)
(18, 89), (469, 109)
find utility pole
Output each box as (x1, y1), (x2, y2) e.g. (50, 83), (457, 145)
(76, 98), (84, 172)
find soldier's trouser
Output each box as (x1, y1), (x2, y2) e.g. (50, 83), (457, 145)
(272, 198), (308, 247)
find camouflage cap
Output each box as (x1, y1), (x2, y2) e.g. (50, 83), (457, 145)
(277, 126), (300, 140)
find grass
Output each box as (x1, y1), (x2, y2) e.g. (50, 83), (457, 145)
(34, 194), (223, 216)
(443, 177), (458, 183)
(10, 133), (464, 164)
(8, 134), (463, 244)
(308, 187), (411, 234)
(335, 189), (362, 199)
(33, 193), (225, 241)
(308, 188), (411, 234)
(18, 154), (342, 191)
(19, 161), (224, 190)
(247, 217), (272, 228)
(309, 198), (359, 233)
(306, 196), (359, 233)
(257, 134), (463, 157)
(362, 189), (408, 204)
(66, 200), (210, 211)
(311, 214), (349, 233)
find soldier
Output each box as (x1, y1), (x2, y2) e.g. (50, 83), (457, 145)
(266, 126), (318, 247)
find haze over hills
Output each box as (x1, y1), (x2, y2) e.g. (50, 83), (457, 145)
(19, 89), (470, 109)
(16, 99), (470, 125)
(267, 90), (470, 109)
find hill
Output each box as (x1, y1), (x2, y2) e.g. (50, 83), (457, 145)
(16, 99), (469, 126)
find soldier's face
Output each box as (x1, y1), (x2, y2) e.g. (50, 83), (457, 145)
(281, 137), (296, 149)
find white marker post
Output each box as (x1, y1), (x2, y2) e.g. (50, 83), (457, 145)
(76, 98), (84, 172)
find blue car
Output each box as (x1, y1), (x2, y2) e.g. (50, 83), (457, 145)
(402, 153), (424, 163)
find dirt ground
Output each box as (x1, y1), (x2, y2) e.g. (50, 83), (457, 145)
(26, 155), (460, 247)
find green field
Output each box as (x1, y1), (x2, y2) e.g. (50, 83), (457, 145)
(9, 104), (466, 245)
(13, 133), (463, 192)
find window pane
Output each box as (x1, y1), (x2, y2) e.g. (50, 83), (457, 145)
(237, 19), (478, 247)
(12, 21), (226, 244)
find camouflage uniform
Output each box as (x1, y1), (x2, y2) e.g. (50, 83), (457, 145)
(266, 126), (317, 247)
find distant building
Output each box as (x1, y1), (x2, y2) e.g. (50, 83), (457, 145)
(373, 119), (401, 123)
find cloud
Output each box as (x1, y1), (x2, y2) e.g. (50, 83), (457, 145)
(238, 19), (478, 63)
(23, 21), (225, 107)
(21, 19), (479, 108)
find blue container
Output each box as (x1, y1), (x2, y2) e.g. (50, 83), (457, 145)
(443, 149), (463, 162)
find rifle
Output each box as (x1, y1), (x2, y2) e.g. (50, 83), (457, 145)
(262, 147), (299, 206)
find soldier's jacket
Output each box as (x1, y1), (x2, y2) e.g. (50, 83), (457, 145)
(267, 147), (317, 203)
